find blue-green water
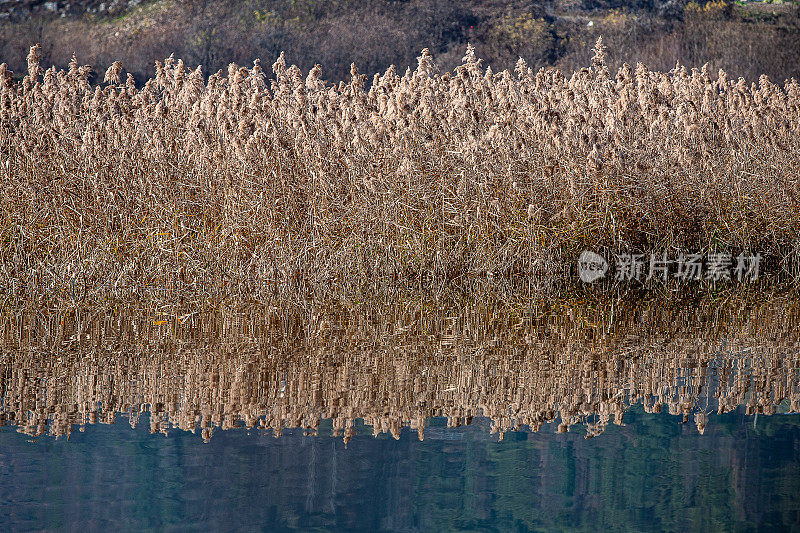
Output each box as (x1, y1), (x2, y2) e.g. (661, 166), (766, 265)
(3, 297), (800, 531)
(1, 409), (799, 532)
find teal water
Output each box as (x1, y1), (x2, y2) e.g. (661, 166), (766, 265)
(2, 297), (800, 531)
(1, 409), (799, 532)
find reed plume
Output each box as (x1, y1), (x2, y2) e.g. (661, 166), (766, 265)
(1, 39), (799, 304)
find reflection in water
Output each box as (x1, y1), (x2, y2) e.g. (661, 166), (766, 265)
(1, 290), (798, 443)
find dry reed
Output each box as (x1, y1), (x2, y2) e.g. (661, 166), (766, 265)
(1, 39), (800, 304)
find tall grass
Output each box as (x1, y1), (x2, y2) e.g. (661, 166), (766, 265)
(2, 39), (799, 303)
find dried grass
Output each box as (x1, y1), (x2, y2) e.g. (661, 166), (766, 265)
(2, 38), (799, 304)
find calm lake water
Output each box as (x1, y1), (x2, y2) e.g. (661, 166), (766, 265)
(1, 291), (799, 531)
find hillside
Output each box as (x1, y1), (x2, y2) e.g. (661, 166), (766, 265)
(0, 0), (798, 83)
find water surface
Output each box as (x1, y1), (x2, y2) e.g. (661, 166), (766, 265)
(1, 291), (799, 531)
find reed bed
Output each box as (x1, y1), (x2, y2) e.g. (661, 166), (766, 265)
(1, 39), (800, 303)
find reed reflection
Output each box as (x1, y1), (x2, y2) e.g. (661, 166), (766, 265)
(1, 290), (799, 442)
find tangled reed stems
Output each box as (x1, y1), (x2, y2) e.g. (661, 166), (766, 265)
(2, 38), (800, 303)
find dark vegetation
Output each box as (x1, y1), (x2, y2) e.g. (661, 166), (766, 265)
(1, 0), (799, 84)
